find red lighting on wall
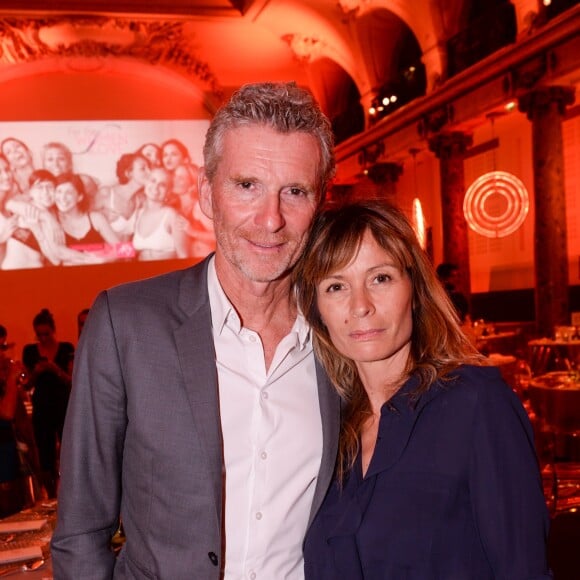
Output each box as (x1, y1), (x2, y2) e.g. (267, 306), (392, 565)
(463, 170), (529, 238)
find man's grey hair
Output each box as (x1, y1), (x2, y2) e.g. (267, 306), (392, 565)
(203, 82), (335, 197)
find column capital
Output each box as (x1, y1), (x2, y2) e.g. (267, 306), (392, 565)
(428, 132), (473, 159)
(518, 86), (576, 120)
(367, 162), (403, 185)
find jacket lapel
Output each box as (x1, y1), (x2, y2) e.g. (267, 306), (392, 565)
(174, 257), (223, 513)
(308, 359), (341, 527)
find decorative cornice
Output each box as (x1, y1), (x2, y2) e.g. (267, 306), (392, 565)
(0, 15), (223, 100)
(281, 33), (325, 64)
(357, 140), (384, 168)
(335, 4), (580, 164)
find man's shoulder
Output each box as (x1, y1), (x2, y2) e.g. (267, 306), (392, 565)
(108, 256), (210, 299)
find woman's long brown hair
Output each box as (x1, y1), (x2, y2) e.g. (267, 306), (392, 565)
(294, 200), (484, 481)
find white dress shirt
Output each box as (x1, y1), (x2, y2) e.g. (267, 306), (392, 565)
(208, 258), (323, 580)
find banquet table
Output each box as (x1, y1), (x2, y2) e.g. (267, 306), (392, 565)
(527, 338), (580, 375)
(0, 501), (55, 578)
(528, 371), (580, 434)
(476, 330), (520, 356)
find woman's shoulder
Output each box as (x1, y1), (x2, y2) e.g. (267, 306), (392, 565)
(92, 185), (113, 210)
(449, 363), (502, 383)
(88, 209), (109, 227)
(441, 363), (516, 407)
(58, 342), (75, 355)
(22, 342), (39, 355)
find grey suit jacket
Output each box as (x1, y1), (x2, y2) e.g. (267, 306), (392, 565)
(51, 256), (341, 580)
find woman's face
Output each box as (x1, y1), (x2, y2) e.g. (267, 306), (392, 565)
(141, 144), (161, 167)
(162, 143), (185, 171)
(129, 157), (150, 186)
(144, 168), (170, 202)
(43, 147), (71, 177)
(173, 164), (197, 196)
(0, 159), (13, 194)
(34, 323), (55, 346)
(30, 180), (56, 209)
(2, 139), (32, 168)
(55, 181), (81, 213)
(316, 230), (413, 375)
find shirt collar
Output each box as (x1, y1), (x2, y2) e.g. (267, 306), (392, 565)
(208, 256), (239, 335)
(207, 256), (311, 350)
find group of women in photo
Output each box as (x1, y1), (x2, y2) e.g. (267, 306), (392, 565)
(0, 137), (215, 270)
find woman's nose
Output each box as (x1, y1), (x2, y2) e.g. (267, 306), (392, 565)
(350, 288), (374, 318)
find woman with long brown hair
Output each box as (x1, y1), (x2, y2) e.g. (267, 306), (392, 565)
(295, 200), (551, 579)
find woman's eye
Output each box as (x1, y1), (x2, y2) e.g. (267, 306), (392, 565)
(375, 273), (391, 283)
(325, 282), (343, 293)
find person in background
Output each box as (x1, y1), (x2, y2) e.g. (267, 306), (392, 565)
(42, 142), (73, 177)
(2, 169), (63, 269)
(436, 261), (470, 324)
(92, 152), (150, 242)
(136, 143), (162, 168)
(0, 325), (41, 514)
(54, 172), (120, 262)
(295, 200), (551, 579)
(77, 308), (90, 339)
(0, 335), (26, 517)
(52, 81), (340, 579)
(22, 309), (74, 499)
(167, 161), (216, 257)
(168, 161), (199, 218)
(41, 142), (101, 206)
(132, 166), (189, 261)
(0, 137), (34, 194)
(0, 153), (19, 266)
(4, 170), (100, 269)
(160, 138), (190, 173)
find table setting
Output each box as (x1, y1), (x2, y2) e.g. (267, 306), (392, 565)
(0, 501), (56, 578)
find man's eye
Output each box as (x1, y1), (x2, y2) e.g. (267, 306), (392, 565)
(289, 187), (306, 196)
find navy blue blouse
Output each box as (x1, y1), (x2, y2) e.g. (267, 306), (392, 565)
(304, 365), (552, 579)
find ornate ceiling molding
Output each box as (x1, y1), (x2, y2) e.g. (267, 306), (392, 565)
(281, 33), (326, 64)
(0, 15), (223, 99)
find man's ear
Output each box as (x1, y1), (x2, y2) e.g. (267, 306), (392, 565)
(198, 167), (214, 220)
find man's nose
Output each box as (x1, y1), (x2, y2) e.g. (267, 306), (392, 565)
(256, 194), (285, 232)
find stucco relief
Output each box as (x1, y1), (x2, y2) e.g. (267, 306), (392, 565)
(0, 15), (223, 99)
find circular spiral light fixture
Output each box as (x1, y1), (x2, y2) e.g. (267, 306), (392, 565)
(463, 170), (529, 238)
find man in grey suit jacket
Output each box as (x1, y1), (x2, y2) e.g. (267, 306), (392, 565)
(51, 82), (341, 579)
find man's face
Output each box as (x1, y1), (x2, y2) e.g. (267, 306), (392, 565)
(200, 125), (321, 284)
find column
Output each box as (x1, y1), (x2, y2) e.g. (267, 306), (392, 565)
(359, 89), (377, 129)
(519, 86), (575, 336)
(353, 162), (402, 201)
(367, 162), (403, 197)
(429, 132), (473, 302)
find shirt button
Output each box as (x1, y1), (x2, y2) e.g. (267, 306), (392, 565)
(261, 391), (269, 400)
(249, 572), (256, 580)
(255, 512), (262, 520)
(260, 451), (267, 460)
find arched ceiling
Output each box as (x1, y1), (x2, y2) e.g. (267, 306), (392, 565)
(0, 0), (455, 115)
